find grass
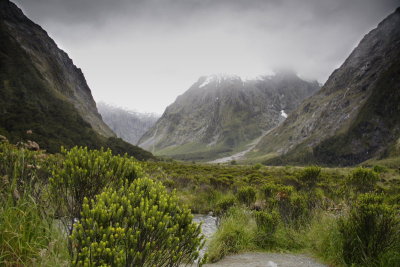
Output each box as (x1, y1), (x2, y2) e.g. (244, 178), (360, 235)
(0, 197), (69, 266)
(0, 140), (399, 266)
(207, 207), (257, 262)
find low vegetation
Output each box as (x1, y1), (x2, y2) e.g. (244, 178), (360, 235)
(0, 137), (399, 266)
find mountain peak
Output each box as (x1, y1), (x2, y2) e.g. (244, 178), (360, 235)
(198, 74), (241, 88)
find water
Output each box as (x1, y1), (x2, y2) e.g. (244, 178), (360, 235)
(193, 214), (218, 259)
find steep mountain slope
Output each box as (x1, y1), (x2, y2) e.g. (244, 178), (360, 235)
(0, 0), (154, 160)
(248, 7), (400, 166)
(97, 103), (159, 145)
(138, 72), (319, 160)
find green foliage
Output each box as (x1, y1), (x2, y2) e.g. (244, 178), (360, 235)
(347, 167), (378, 194)
(254, 211), (280, 248)
(0, 197), (50, 266)
(71, 178), (204, 266)
(297, 166), (321, 190)
(215, 194), (236, 217)
(0, 141), (48, 202)
(253, 163), (263, 170)
(260, 182), (280, 200)
(0, 143), (68, 266)
(276, 190), (310, 226)
(207, 207), (256, 262)
(373, 165), (387, 173)
(306, 213), (345, 266)
(339, 193), (400, 266)
(49, 146), (143, 235)
(236, 186), (256, 207)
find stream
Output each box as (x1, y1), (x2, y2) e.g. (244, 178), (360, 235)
(193, 214), (218, 258)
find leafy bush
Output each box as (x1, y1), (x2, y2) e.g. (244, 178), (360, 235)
(260, 182), (280, 200)
(215, 194), (236, 217)
(373, 165), (387, 173)
(237, 186), (256, 207)
(49, 146), (143, 235)
(347, 168), (378, 194)
(71, 177), (203, 266)
(254, 211), (280, 248)
(276, 189), (310, 226)
(339, 193), (400, 266)
(297, 166), (321, 190)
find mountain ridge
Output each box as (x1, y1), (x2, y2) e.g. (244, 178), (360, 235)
(247, 7), (400, 166)
(0, 0), (154, 160)
(98, 103), (159, 145)
(138, 72), (319, 161)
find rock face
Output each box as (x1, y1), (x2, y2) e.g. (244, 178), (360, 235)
(0, 0), (113, 138)
(0, 0), (154, 160)
(138, 72), (319, 160)
(97, 103), (159, 145)
(248, 7), (400, 166)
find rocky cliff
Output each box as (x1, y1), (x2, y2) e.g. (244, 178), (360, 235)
(248, 7), (400, 166)
(138, 72), (319, 160)
(0, 0), (154, 160)
(97, 103), (159, 145)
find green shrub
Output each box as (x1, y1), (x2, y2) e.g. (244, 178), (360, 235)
(339, 193), (400, 266)
(298, 166), (321, 190)
(346, 167), (378, 194)
(71, 178), (204, 266)
(260, 182), (279, 200)
(276, 190), (310, 226)
(215, 194), (236, 217)
(49, 146), (143, 236)
(253, 163), (263, 170)
(373, 165), (387, 173)
(237, 186), (256, 207)
(254, 211), (279, 248)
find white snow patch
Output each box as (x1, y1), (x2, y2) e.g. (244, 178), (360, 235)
(280, 110), (288, 118)
(199, 76), (214, 88)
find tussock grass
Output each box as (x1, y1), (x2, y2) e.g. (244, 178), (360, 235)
(207, 207), (257, 262)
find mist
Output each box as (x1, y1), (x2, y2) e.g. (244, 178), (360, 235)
(14, 0), (399, 114)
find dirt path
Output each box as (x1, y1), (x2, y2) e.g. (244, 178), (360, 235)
(203, 252), (327, 267)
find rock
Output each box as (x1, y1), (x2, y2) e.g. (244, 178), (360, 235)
(26, 140), (40, 151)
(0, 135), (8, 142)
(139, 73), (319, 160)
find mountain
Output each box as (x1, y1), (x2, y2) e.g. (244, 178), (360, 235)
(0, 0), (154, 160)
(97, 103), (159, 145)
(138, 72), (319, 161)
(247, 7), (400, 166)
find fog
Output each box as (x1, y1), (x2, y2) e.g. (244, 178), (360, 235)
(14, 0), (399, 114)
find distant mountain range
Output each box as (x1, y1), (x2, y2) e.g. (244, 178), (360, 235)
(246, 7), (400, 166)
(97, 103), (159, 145)
(2, 0), (398, 166)
(0, 0), (154, 160)
(138, 72), (319, 161)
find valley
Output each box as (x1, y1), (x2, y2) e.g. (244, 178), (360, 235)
(0, 1), (399, 267)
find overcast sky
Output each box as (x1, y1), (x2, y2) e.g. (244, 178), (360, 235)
(14, 0), (399, 114)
